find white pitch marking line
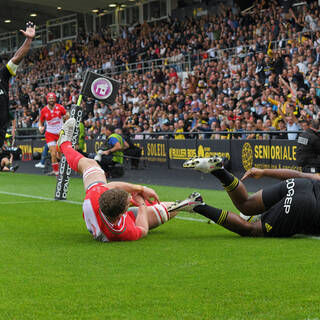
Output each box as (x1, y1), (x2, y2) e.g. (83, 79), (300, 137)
(0, 190), (207, 223)
(175, 216), (209, 223)
(1, 190), (320, 239)
(0, 191), (82, 205)
(1, 200), (54, 204)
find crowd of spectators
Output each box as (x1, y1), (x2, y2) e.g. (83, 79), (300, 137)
(4, 0), (320, 141)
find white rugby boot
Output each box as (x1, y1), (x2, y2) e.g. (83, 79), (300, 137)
(57, 118), (76, 150)
(167, 192), (204, 213)
(94, 150), (104, 163)
(183, 156), (223, 173)
(35, 162), (45, 168)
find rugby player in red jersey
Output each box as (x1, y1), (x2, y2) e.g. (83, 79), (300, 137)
(57, 118), (181, 242)
(39, 92), (68, 176)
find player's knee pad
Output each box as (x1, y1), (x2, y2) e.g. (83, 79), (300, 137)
(83, 166), (105, 180)
(150, 203), (170, 226)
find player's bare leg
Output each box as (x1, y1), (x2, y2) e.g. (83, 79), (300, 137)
(146, 201), (179, 229)
(48, 144), (59, 176)
(168, 192), (263, 237)
(183, 156), (265, 215)
(79, 158), (107, 191)
(221, 212), (263, 237)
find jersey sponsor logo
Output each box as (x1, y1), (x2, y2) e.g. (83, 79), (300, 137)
(284, 178), (295, 214)
(0, 89), (4, 95)
(265, 223), (272, 232)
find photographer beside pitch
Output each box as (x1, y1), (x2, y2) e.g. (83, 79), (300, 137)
(94, 125), (129, 177)
(169, 156), (320, 238)
(296, 119), (320, 173)
(0, 22), (35, 148)
(57, 118), (181, 242)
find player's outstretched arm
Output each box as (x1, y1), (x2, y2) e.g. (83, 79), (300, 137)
(38, 119), (45, 134)
(242, 168), (320, 181)
(105, 181), (160, 203)
(11, 22), (35, 65)
(132, 193), (149, 238)
(103, 141), (123, 156)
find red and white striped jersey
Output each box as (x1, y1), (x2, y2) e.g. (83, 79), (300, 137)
(83, 183), (142, 242)
(40, 104), (66, 134)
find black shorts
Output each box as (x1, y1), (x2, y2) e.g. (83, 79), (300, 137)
(261, 178), (320, 237)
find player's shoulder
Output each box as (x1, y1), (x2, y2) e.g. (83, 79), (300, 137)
(86, 183), (109, 198)
(40, 105), (49, 113)
(56, 103), (66, 112)
(0, 64), (11, 81)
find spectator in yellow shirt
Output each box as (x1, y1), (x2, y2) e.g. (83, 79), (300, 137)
(174, 120), (185, 140)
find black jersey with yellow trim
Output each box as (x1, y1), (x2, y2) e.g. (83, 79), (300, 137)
(261, 178), (320, 237)
(0, 64), (12, 127)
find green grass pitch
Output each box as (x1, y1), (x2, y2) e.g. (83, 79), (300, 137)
(0, 172), (320, 320)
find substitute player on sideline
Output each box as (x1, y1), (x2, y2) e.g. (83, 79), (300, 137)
(39, 92), (68, 176)
(0, 22), (35, 148)
(168, 156), (320, 238)
(57, 118), (181, 242)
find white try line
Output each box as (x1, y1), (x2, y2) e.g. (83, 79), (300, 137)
(0, 190), (206, 223)
(1, 190), (320, 239)
(1, 200), (54, 205)
(0, 191), (82, 205)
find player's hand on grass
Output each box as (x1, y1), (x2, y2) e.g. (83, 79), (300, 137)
(140, 186), (160, 203)
(20, 21), (36, 39)
(241, 167), (264, 181)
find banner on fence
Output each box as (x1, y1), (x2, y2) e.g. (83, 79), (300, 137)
(22, 138), (301, 175)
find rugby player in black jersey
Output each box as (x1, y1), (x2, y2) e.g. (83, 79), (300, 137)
(0, 22), (35, 148)
(168, 156), (320, 238)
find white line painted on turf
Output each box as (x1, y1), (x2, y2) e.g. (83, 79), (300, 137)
(1, 190), (320, 239)
(1, 200), (54, 204)
(175, 216), (209, 223)
(0, 191), (82, 205)
(0, 190), (206, 223)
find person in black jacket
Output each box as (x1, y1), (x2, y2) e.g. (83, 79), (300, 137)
(122, 128), (142, 170)
(0, 22), (35, 148)
(296, 119), (320, 172)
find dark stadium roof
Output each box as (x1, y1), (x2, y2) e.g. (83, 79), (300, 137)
(0, 0), (140, 33)
(1, 0), (255, 34)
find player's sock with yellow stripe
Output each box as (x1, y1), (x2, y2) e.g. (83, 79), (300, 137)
(211, 169), (239, 192)
(193, 204), (228, 225)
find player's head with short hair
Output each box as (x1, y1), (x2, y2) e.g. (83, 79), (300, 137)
(99, 188), (130, 221)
